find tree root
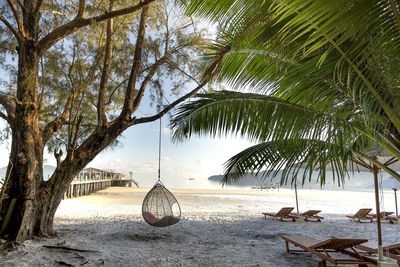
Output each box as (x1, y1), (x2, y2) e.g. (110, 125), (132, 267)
(0, 240), (21, 252)
(43, 245), (99, 253)
(55, 260), (74, 266)
(73, 252), (89, 265)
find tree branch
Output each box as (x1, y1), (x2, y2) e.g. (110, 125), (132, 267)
(37, 0), (155, 55)
(131, 80), (207, 126)
(106, 79), (126, 106)
(42, 93), (74, 144)
(6, 0), (26, 37)
(0, 111), (9, 122)
(130, 55), (169, 116)
(0, 13), (22, 41)
(0, 43), (17, 53)
(166, 60), (200, 85)
(71, 115), (83, 149)
(15, 0), (23, 10)
(34, 0), (45, 17)
(131, 41), (231, 125)
(54, 149), (63, 168)
(77, 0), (86, 18)
(97, 0), (114, 126)
(120, 6), (149, 121)
(0, 94), (15, 124)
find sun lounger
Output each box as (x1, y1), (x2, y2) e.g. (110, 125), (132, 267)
(381, 215), (398, 224)
(262, 207), (296, 221)
(300, 210), (324, 222)
(357, 241), (400, 264)
(370, 211), (394, 218)
(370, 212), (398, 224)
(346, 208), (374, 223)
(281, 234), (377, 266)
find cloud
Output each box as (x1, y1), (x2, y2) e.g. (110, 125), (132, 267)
(162, 127), (172, 135)
(88, 159), (158, 176)
(87, 155), (223, 188)
(148, 127), (172, 135)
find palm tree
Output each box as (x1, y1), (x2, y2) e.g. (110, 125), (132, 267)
(174, 2), (400, 260)
(172, 0), (400, 185)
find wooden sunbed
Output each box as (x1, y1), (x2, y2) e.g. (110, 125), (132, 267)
(281, 234), (377, 266)
(262, 207), (296, 221)
(381, 215), (399, 224)
(370, 211), (394, 218)
(346, 208), (374, 223)
(357, 241), (400, 264)
(300, 210), (324, 222)
(370, 211), (398, 224)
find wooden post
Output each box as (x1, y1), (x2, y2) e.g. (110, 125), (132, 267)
(373, 164), (383, 262)
(284, 240), (289, 252)
(294, 184), (299, 215)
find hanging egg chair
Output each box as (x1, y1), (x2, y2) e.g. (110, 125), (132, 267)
(141, 118), (181, 227)
(142, 181), (181, 227)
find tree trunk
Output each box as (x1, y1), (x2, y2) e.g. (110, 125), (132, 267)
(0, 39), (45, 242)
(0, 120), (127, 242)
(0, 37), (132, 241)
(0, 166), (77, 241)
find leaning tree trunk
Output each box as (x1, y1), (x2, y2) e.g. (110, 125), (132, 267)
(0, 1), (158, 244)
(0, 116), (126, 243)
(0, 39), (46, 242)
(0, 19), (137, 242)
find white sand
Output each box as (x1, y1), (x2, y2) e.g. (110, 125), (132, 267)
(1, 187), (399, 266)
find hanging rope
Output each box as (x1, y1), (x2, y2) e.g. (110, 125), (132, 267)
(141, 118), (181, 227)
(158, 118), (161, 182)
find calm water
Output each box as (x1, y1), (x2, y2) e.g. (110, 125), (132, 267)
(134, 170), (399, 192)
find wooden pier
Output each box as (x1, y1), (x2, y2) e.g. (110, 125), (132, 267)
(64, 179), (112, 198)
(64, 167), (135, 199)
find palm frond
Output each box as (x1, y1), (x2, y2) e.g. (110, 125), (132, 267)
(222, 139), (355, 187)
(171, 90), (357, 144)
(189, 0), (400, 135)
(175, 0), (400, 187)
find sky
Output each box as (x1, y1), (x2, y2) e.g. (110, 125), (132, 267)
(88, 121), (255, 188)
(0, 120), (254, 188)
(0, 102), (255, 189)
(90, 80), (256, 188)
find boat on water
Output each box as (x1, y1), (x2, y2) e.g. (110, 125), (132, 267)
(251, 184), (279, 190)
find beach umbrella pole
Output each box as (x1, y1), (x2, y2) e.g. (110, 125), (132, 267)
(294, 184), (299, 215)
(373, 166), (383, 261)
(394, 188), (398, 219)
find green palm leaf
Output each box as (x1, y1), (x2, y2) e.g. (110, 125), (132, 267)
(175, 0), (400, 185)
(221, 139), (355, 187)
(185, 0), (400, 133)
(172, 90), (357, 144)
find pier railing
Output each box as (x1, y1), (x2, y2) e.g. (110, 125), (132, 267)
(0, 167), (137, 199)
(64, 179), (113, 198)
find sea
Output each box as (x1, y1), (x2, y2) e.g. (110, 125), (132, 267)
(138, 170), (400, 193)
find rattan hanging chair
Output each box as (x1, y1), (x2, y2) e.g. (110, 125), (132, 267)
(142, 118), (181, 227)
(142, 181), (181, 227)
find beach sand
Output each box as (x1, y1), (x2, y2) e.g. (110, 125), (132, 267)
(0, 187), (399, 266)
